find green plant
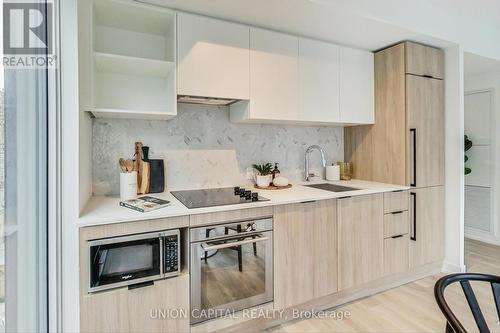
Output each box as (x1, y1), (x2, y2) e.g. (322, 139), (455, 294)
(252, 163), (273, 176)
(465, 135), (472, 175)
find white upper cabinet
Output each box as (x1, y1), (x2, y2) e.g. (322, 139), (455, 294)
(177, 13), (250, 100)
(339, 47), (374, 124)
(241, 28), (299, 121)
(230, 28), (373, 125)
(298, 38), (340, 123)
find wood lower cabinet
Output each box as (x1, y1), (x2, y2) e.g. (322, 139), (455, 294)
(337, 194), (384, 290)
(80, 275), (190, 333)
(383, 190), (409, 214)
(274, 199), (337, 309)
(409, 186), (445, 267)
(383, 211), (410, 238)
(384, 234), (410, 275)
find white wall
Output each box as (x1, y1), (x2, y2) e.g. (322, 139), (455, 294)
(465, 71), (500, 245)
(60, 0), (81, 331)
(332, 0), (500, 60)
(443, 46), (466, 272)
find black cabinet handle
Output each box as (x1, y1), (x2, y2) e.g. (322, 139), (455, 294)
(300, 200), (316, 204)
(391, 235), (404, 239)
(410, 192), (417, 241)
(410, 128), (417, 187)
(391, 210), (404, 215)
(128, 280), (154, 290)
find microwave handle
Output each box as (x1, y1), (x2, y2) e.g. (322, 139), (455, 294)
(201, 235), (269, 251)
(159, 236), (164, 275)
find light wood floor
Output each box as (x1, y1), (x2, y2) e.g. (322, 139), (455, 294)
(269, 239), (500, 333)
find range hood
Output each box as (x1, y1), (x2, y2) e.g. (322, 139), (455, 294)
(177, 95), (240, 106)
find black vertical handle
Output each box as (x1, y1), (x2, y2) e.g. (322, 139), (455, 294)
(410, 128), (417, 187)
(142, 146), (149, 161)
(410, 192), (417, 241)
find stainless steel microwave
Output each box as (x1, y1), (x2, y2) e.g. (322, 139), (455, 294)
(87, 229), (180, 293)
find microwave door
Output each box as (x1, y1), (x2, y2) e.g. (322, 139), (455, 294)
(88, 233), (162, 293)
(91, 246), (107, 286)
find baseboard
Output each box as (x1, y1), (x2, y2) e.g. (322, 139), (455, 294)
(465, 228), (500, 246)
(442, 261), (466, 273)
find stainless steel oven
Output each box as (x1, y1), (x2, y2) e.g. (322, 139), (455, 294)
(88, 229), (180, 293)
(190, 218), (273, 324)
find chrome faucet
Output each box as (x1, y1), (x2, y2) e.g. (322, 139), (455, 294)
(304, 145), (326, 181)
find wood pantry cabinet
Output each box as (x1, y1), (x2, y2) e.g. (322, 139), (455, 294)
(337, 194), (384, 290)
(344, 41), (445, 271)
(273, 200), (337, 309)
(344, 41), (444, 187)
(407, 75), (444, 188)
(405, 41), (444, 79)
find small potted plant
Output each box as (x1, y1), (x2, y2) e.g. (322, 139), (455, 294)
(252, 163), (273, 188)
(465, 135), (472, 175)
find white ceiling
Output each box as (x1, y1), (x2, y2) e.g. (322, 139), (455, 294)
(139, 0), (452, 51)
(464, 52), (500, 76)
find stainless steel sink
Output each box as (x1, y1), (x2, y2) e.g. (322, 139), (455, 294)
(304, 183), (362, 192)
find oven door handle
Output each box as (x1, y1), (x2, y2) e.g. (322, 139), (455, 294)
(200, 235), (269, 251)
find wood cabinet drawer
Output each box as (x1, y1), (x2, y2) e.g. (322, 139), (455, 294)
(383, 190), (409, 213)
(405, 42), (444, 79)
(384, 234), (410, 275)
(384, 211), (409, 238)
(80, 275), (190, 332)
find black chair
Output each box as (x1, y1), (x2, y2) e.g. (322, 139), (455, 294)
(434, 273), (500, 333)
(203, 225), (254, 272)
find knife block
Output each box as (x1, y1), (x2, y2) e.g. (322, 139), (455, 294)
(149, 159), (165, 193)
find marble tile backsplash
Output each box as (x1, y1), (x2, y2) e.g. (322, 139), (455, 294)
(92, 104), (344, 195)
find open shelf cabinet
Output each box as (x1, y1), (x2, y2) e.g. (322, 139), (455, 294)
(80, 0), (177, 120)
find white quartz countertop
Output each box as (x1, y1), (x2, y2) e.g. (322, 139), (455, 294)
(78, 179), (409, 227)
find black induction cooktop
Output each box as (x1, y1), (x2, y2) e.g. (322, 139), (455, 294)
(171, 187), (269, 209)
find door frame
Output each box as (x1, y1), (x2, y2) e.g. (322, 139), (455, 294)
(464, 89), (497, 243)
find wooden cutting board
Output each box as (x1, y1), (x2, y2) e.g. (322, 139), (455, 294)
(139, 161), (150, 194)
(134, 142), (143, 194)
